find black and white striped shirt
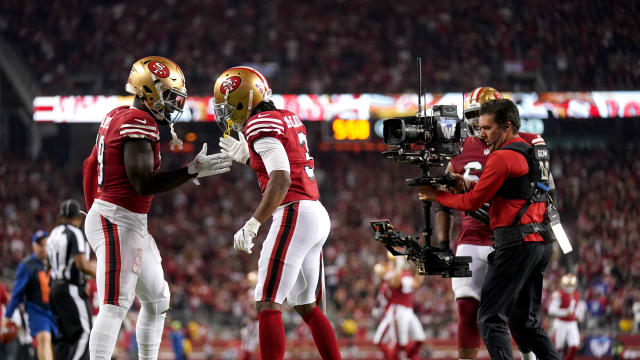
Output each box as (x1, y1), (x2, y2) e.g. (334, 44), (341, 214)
(47, 224), (90, 286)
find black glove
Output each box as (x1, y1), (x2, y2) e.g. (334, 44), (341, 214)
(435, 240), (454, 256)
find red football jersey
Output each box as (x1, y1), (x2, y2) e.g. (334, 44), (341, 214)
(551, 289), (580, 321)
(450, 136), (493, 246)
(0, 283), (8, 319)
(449, 132), (545, 246)
(389, 270), (414, 308)
(244, 110), (319, 204)
(88, 106), (161, 214)
(377, 281), (391, 312)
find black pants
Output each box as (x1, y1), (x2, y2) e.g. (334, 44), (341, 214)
(478, 242), (560, 360)
(50, 283), (92, 360)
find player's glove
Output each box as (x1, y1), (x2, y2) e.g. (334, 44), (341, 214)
(234, 217), (261, 254)
(219, 133), (250, 165)
(187, 143), (233, 184)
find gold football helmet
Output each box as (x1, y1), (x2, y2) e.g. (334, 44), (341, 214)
(212, 66), (272, 134)
(560, 274), (577, 293)
(464, 87), (503, 136)
(125, 56), (187, 124)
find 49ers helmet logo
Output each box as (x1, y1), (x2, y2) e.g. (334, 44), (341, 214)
(148, 61), (170, 78)
(220, 76), (241, 95)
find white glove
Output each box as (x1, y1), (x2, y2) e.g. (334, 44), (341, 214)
(219, 133), (250, 165)
(234, 217), (261, 254)
(187, 143), (233, 184)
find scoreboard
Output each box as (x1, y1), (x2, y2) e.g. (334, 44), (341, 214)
(328, 118), (370, 141)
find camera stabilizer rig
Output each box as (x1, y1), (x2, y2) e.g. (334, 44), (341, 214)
(371, 220), (471, 278)
(371, 58), (472, 278)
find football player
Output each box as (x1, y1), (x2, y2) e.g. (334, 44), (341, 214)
(435, 87), (549, 360)
(372, 258), (395, 359)
(215, 66), (341, 360)
(548, 274), (585, 360)
(82, 56), (232, 360)
(372, 256), (425, 360)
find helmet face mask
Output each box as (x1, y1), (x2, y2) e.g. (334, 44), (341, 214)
(212, 66), (271, 135)
(464, 109), (481, 137)
(212, 96), (242, 135)
(152, 82), (187, 124)
(125, 56), (187, 124)
(464, 87), (502, 137)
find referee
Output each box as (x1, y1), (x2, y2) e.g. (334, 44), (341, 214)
(47, 199), (96, 360)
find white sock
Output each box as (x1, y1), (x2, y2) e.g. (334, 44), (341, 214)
(521, 351), (537, 360)
(136, 300), (168, 360)
(89, 304), (128, 360)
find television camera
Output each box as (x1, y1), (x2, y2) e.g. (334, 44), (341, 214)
(371, 58), (472, 278)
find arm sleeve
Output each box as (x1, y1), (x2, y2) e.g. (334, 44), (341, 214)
(436, 151), (511, 211)
(83, 145), (98, 210)
(5, 262), (28, 319)
(548, 292), (569, 317)
(253, 137), (291, 174)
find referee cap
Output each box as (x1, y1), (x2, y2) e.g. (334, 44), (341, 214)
(59, 199), (83, 218)
(32, 230), (48, 243)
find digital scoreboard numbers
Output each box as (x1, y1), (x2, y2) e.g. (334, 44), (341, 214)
(328, 118), (370, 141)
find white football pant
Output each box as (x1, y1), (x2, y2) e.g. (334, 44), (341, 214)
(254, 200), (330, 305)
(373, 304), (426, 346)
(85, 199), (169, 360)
(452, 244), (493, 300)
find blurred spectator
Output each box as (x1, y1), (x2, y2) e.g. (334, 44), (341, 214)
(1, 140), (639, 341)
(0, 0), (638, 95)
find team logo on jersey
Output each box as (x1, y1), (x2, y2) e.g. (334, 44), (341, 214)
(220, 76), (241, 94)
(148, 61), (170, 78)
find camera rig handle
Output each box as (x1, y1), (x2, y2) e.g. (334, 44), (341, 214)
(371, 219), (472, 278)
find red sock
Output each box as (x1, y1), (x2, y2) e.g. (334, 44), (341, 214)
(457, 298), (481, 349)
(258, 310), (285, 360)
(378, 343), (397, 360)
(564, 346), (578, 360)
(303, 306), (342, 359)
(406, 340), (423, 359)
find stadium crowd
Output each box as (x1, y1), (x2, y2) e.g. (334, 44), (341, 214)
(1, 0), (638, 95)
(2, 140), (640, 345)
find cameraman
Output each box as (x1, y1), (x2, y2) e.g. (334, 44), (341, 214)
(436, 87), (544, 360)
(419, 99), (560, 360)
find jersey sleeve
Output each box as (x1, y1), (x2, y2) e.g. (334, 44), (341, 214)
(5, 262), (28, 319)
(548, 291), (569, 317)
(66, 227), (85, 256)
(83, 145), (98, 210)
(520, 132), (545, 146)
(119, 116), (160, 142)
(436, 151), (511, 211)
(244, 114), (287, 144)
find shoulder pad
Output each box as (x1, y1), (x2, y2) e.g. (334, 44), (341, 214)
(119, 110), (159, 142)
(244, 112), (286, 142)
